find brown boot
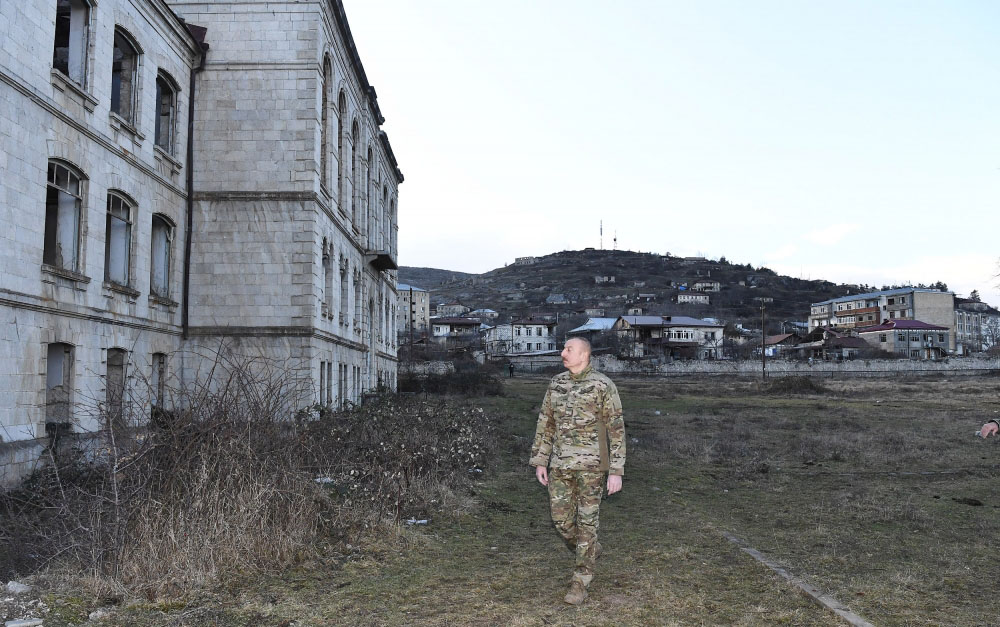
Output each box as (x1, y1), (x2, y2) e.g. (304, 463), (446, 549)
(564, 580), (588, 605)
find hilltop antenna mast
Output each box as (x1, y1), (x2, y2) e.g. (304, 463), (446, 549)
(600, 220), (603, 249)
(613, 231), (617, 251)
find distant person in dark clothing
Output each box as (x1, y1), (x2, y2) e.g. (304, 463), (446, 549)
(508, 362), (515, 378)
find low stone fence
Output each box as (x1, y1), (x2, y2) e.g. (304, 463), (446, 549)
(590, 355), (1000, 378)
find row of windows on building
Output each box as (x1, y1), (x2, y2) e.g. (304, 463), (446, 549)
(877, 333), (946, 343)
(45, 343), (168, 427)
(319, 60), (397, 255)
(514, 327), (548, 337)
(45, 160), (174, 299)
(319, 244), (396, 347)
(515, 342), (555, 351)
(54, 0), (180, 153)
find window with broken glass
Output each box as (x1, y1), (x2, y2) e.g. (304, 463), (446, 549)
(111, 28), (139, 122)
(44, 161), (84, 271)
(105, 192), (133, 287)
(53, 0), (90, 85)
(150, 214), (172, 297)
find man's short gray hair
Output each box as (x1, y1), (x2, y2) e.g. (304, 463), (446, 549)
(567, 336), (592, 354)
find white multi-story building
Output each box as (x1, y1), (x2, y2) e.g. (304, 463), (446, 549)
(0, 0), (402, 485)
(511, 319), (556, 353)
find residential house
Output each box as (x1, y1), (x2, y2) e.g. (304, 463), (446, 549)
(546, 293), (570, 305)
(677, 293), (710, 305)
(627, 307), (644, 316)
(594, 276), (615, 284)
(692, 280), (721, 292)
(431, 317), (481, 344)
(763, 333), (802, 357)
(398, 284), (430, 333)
(809, 288), (956, 351)
(567, 318), (617, 343)
(613, 316), (724, 360)
(584, 308), (606, 317)
(792, 328), (868, 361)
(514, 256), (537, 265)
(511, 318), (557, 353)
(436, 302), (470, 317)
(482, 325), (512, 358)
(467, 308), (499, 321)
(856, 320), (950, 360)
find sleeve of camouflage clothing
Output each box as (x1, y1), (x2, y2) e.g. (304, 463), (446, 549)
(602, 381), (626, 476)
(529, 385), (556, 467)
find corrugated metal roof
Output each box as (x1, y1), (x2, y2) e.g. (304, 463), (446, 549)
(397, 283), (427, 292)
(568, 318), (617, 333)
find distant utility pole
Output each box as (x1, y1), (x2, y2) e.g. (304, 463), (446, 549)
(760, 302), (767, 380)
(600, 220), (603, 249)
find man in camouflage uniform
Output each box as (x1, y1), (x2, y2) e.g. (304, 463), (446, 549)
(530, 337), (626, 605)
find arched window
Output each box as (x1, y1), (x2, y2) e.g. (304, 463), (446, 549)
(53, 0), (90, 85)
(44, 160), (84, 271)
(337, 92), (346, 214)
(321, 238), (332, 314)
(350, 121), (359, 228)
(320, 60), (332, 192)
(111, 28), (141, 122)
(366, 146), (373, 246)
(381, 185), (388, 251)
(105, 191), (134, 286)
(150, 214), (173, 297)
(339, 260), (349, 325)
(154, 72), (178, 152)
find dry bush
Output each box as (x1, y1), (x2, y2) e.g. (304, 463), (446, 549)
(302, 395), (500, 528)
(0, 346), (502, 598)
(398, 362), (503, 396)
(757, 376), (830, 395)
(0, 346), (324, 598)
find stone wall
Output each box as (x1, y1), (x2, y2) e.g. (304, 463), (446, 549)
(591, 355), (1000, 377)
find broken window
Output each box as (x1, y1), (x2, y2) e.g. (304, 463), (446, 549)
(150, 214), (172, 297)
(105, 192), (133, 286)
(321, 60), (332, 191)
(337, 92), (346, 212)
(154, 73), (176, 152)
(351, 121), (359, 227)
(151, 352), (166, 408)
(53, 0), (89, 84)
(44, 161), (83, 271)
(46, 343), (73, 425)
(322, 243), (333, 313)
(106, 348), (127, 428)
(111, 28), (139, 122)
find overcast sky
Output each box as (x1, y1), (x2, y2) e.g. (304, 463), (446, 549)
(347, 1), (1000, 305)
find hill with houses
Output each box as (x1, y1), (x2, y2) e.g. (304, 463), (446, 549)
(400, 249), (867, 331)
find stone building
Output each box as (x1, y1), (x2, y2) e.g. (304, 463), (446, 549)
(0, 0), (402, 485)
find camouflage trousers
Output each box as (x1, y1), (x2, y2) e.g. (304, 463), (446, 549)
(547, 468), (605, 587)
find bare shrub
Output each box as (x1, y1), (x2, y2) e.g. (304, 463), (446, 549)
(0, 346), (324, 598)
(758, 376), (830, 395)
(399, 361), (502, 396)
(302, 395), (499, 527)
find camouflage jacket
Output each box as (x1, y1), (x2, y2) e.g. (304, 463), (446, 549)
(529, 366), (626, 475)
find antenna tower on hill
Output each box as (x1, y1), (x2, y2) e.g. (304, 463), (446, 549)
(614, 231), (617, 251)
(600, 220), (603, 249)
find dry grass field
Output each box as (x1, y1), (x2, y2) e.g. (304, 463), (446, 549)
(12, 373), (1000, 626)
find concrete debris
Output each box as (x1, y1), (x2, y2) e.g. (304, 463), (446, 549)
(5, 583), (30, 595)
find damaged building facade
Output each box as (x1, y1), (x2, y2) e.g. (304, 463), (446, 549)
(0, 0), (402, 485)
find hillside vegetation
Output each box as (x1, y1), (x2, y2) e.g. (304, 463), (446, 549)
(401, 249), (855, 326)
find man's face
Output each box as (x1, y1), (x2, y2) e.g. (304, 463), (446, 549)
(561, 340), (590, 373)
